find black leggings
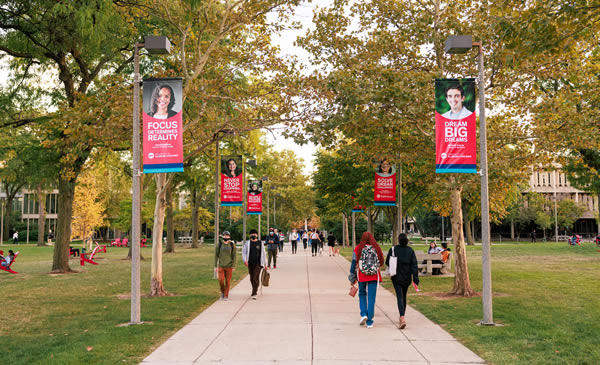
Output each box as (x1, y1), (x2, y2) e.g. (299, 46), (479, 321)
(392, 279), (410, 316)
(292, 241), (298, 253)
(312, 242), (318, 255)
(303, 239), (307, 249)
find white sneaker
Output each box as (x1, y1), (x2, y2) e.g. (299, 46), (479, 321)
(359, 316), (368, 326)
(251, 295), (257, 300)
(366, 323), (374, 329)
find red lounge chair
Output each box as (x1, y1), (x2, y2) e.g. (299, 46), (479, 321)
(80, 246), (100, 266)
(120, 238), (129, 247)
(95, 241), (107, 253)
(111, 238), (121, 247)
(0, 252), (19, 274)
(140, 238), (148, 248)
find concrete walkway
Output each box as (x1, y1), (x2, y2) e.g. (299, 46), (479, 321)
(142, 248), (485, 365)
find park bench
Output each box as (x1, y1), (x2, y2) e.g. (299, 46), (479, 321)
(416, 252), (452, 276)
(178, 236), (192, 244)
(80, 245), (101, 266)
(0, 251), (19, 274)
(422, 237), (439, 245)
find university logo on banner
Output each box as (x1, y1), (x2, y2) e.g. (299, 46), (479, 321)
(143, 78), (184, 173)
(374, 158), (396, 206)
(221, 156), (243, 206)
(435, 79), (477, 173)
(247, 180), (263, 215)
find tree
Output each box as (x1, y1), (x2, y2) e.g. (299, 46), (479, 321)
(565, 149), (600, 232)
(1, 0), (138, 272)
(71, 167), (105, 251)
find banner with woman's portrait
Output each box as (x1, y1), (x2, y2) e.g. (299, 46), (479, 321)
(374, 158), (397, 206)
(142, 78), (184, 173)
(435, 78), (477, 173)
(247, 180), (263, 214)
(221, 156), (243, 206)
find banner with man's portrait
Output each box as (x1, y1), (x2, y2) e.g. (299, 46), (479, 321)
(247, 180), (263, 214)
(221, 156), (243, 206)
(435, 78), (477, 173)
(374, 158), (397, 206)
(142, 78), (184, 173)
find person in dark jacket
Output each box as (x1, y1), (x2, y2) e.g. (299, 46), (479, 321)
(266, 228), (280, 268)
(386, 233), (419, 329)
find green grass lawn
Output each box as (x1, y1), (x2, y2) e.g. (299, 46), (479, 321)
(342, 241), (600, 365)
(0, 243), (245, 364)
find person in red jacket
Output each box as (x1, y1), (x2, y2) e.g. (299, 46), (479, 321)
(348, 232), (384, 328)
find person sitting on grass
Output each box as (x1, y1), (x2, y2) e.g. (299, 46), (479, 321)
(1, 250), (15, 268)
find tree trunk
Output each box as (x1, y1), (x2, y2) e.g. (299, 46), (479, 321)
(150, 173), (168, 296)
(465, 218), (474, 245)
(36, 184), (47, 246)
(449, 187), (475, 297)
(510, 218), (515, 240)
(344, 213), (350, 247)
(165, 184), (175, 253)
(192, 186), (200, 248)
(52, 177), (76, 272)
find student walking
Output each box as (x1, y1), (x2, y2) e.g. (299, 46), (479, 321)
(318, 231), (325, 255)
(348, 232), (384, 328)
(327, 232), (336, 256)
(266, 228), (279, 268)
(386, 233), (419, 329)
(214, 231), (237, 301)
(289, 229), (299, 254)
(310, 230), (320, 257)
(242, 229), (266, 299)
(12, 231), (18, 245)
(302, 231), (308, 250)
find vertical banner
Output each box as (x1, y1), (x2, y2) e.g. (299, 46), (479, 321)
(247, 180), (263, 215)
(221, 156), (243, 206)
(143, 78), (184, 173)
(374, 158), (397, 206)
(435, 78), (477, 173)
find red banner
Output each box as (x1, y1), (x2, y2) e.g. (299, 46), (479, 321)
(142, 78), (184, 173)
(374, 172), (396, 206)
(247, 180), (262, 214)
(435, 112), (477, 173)
(221, 156), (243, 206)
(435, 79), (477, 173)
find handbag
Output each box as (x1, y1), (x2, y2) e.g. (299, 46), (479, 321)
(388, 247), (397, 277)
(261, 268), (270, 287)
(348, 285), (358, 297)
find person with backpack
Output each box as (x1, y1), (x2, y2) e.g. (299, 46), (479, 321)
(242, 229), (266, 299)
(214, 231), (237, 301)
(348, 232), (384, 328)
(310, 229), (320, 257)
(386, 233), (419, 329)
(302, 231), (309, 250)
(266, 228), (279, 268)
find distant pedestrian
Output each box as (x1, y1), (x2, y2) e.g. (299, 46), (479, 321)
(214, 231), (237, 301)
(289, 229), (299, 254)
(12, 231), (18, 245)
(242, 229), (266, 299)
(531, 229), (537, 242)
(47, 229), (54, 245)
(310, 230), (320, 257)
(386, 233), (419, 329)
(275, 229), (283, 252)
(302, 231), (308, 250)
(266, 228), (279, 268)
(318, 231), (325, 255)
(348, 232), (384, 328)
(327, 232), (336, 256)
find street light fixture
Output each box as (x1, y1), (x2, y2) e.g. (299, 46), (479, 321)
(131, 36), (171, 325)
(274, 193), (281, 227)
(445, 35), (494, 326)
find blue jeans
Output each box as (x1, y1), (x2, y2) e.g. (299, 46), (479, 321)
(358, 280), (378, 326)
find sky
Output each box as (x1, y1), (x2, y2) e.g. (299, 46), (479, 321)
(265, 0), (335, 176)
